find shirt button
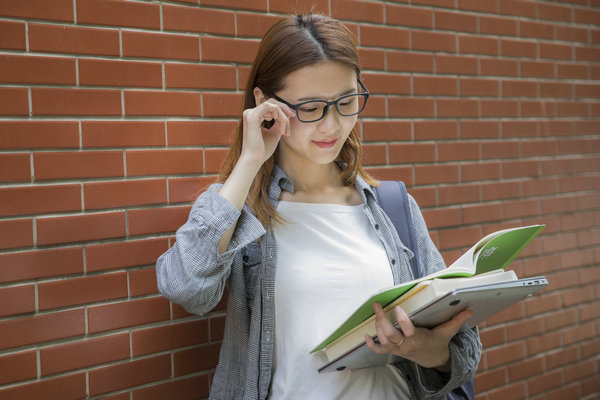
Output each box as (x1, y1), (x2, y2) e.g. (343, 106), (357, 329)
(391, 259), (396, 265)
(375, 224), (380, 230)
(243, 255), (249, 263)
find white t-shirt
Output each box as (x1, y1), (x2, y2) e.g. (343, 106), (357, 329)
(270, 201), (409, 400)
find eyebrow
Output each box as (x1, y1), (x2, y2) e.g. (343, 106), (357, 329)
(296, 87), (358, 102)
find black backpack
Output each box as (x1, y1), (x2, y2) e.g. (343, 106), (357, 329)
(374, 180), (475, 400)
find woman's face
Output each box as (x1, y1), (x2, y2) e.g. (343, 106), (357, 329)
(274, 61), (359, 168)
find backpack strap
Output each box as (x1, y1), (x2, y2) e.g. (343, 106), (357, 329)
(373, 180), (419, 279)
(375, 181), (475, 400)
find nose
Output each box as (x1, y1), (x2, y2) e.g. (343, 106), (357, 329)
(317, 104), (341, 132)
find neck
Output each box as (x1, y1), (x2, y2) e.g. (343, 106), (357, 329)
(279, 159), (343, 193)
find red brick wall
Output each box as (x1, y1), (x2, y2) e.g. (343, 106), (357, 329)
(0, 0), (598, 399)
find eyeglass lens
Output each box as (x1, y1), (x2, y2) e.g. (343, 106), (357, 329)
(297, 94), (367, 122)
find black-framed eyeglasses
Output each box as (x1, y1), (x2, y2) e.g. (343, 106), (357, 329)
(271, 79), (369, 123)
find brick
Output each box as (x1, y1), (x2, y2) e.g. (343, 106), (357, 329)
(0, 219), (33, 250)
(461, 162), (501, 182)
(508, 356), (544, 381)
(458, 0), (498, 13)
(0, 87), (28, 115)
(128, 206), (191, 236)
(389, 143), (435, 164)
(360, 25), (410, 49)
(501, 38), (537, 58)
(413, 76), (457, 96)
(29, 23), (119, 56)
(503, 121), (538, 138)
(463, 203), (503, 225)
(0, 309), (84, 350)
(507, 317), (545, 341)
(84, 179), (167, 210)
(210, 315), (226, 341)
(362, 73), (410, 95)
(34, 151), (123, 180)
(77, 0), (160, 29)
(421, 207), (461, 228)
(0, 372), (86, 400)
(129, 267), (158, 296)
(0, 153), (30, 182)
(331, 0), (384, 23)
(41, 332), (130, 375)
(87, 237), (169, 272)
(0, 350), (37, 385)
(557, 62), (589, 80)
(389, 98), (435, 117)
(126, 149), (203, 176)
(438, 184), (481, 205)
(386, 4), (432, 28)
(173, 343), (221, 376)
(576, 46), (600, 63)
(486, 342), (526, 369)
(415, 164), (459, 185)
(503, 198), (540, 219)
(202, 36), (260, 63)
(358, 48), (386, 70)
(480, 58), (519, 77)
(528, 370), (564, 395)
(461, 120), (500, 139)
(521, 61), (555, 78)
(538, 3), (573, 23)
(167, 120), (237, 146)
(522, 100), (556, 117)
(39, 272), (127, 311)
(36, 212), (126, 246)
(0, 184), (81, 217)
(482, 141), (520, 159)
(31, 88), (122, 116)
(387, 51), (434, 73)
(500, 0), (537, 18)
(89, 354), (171, 396)
(165, 63), (236, 90)
(0, 0), (74, 22)
(79, 59), (162, 88)
(205, 148), (229, 173)
(202, 92), (244, 117)
(527, 330), (562, 355)
(169, 177), (215, 204)
(439, 226), (482, 251)
(564, 359), (597, 384)
(436, 55), (478, 75)
(363, 144), (385, 167)
(132, 319), (208, 356)
(132, 375), (210, 400)
(124, 90), (202, 117)
(412, 31), (456, 52)
(414, 120), (457, 140)
(556, 101), (589, 118)
(503, 160), (540, 178)
(165, 4), (234, 34)
(476, 368), (506, 393)
(435, 10), (477, 33)
(362, 96), (387, 117)
(480, 15), (518, 36)
(0, 20), (24, 50)
(482, 181), (521, 201)
(87, 296), (170, 334)
(437, 99), (479, 118)
(412, 0), (454, 7)
(0, 54), (76, 85)
(201, 0), (267, 11)
(123, 31), (199, 61)
(0, 247), (83, 284)
(82, 121), (165, 148)
(460, 78), (500, 97)
(0, 284), (35, 318)
(438, 142), (480, 162)
(237, 12), (283, 38)
(487, 382), (527, 400)
(546, 346), (580, 370)
(540, 42), (573, 61)
(520, 20), (555, 40)
(459, 35), (499, 56)
(0, 121), (79, 149)
(557, 25), (589, 43)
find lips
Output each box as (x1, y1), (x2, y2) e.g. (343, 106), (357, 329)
(312, 138), (338, 148)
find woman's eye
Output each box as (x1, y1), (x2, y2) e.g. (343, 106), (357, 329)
(300, 106), (319, 113)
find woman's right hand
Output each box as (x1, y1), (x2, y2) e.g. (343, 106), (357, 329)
(240, 98), (296, 167)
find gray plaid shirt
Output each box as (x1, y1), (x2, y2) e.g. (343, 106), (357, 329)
(156, 166), (481, 400)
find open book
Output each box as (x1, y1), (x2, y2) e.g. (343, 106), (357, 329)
(311, 224), (546, 367)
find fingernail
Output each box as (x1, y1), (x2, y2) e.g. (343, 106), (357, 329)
(373, 303), (381, 312)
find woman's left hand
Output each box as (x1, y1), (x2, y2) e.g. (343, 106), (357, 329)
(364, 303), (474, 372)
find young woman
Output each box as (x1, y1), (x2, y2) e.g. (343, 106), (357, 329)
(156, 14), (481, 400)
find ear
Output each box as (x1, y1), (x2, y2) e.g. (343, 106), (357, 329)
(253, 87), (267, 106)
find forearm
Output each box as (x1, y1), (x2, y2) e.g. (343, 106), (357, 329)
(217, 156), (261, 254)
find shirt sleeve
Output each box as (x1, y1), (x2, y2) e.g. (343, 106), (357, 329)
(393, 194), (482, 399)
(155, 184), (266, 316)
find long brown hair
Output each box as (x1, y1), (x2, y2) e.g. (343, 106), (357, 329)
(218, 14), (377, 226)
